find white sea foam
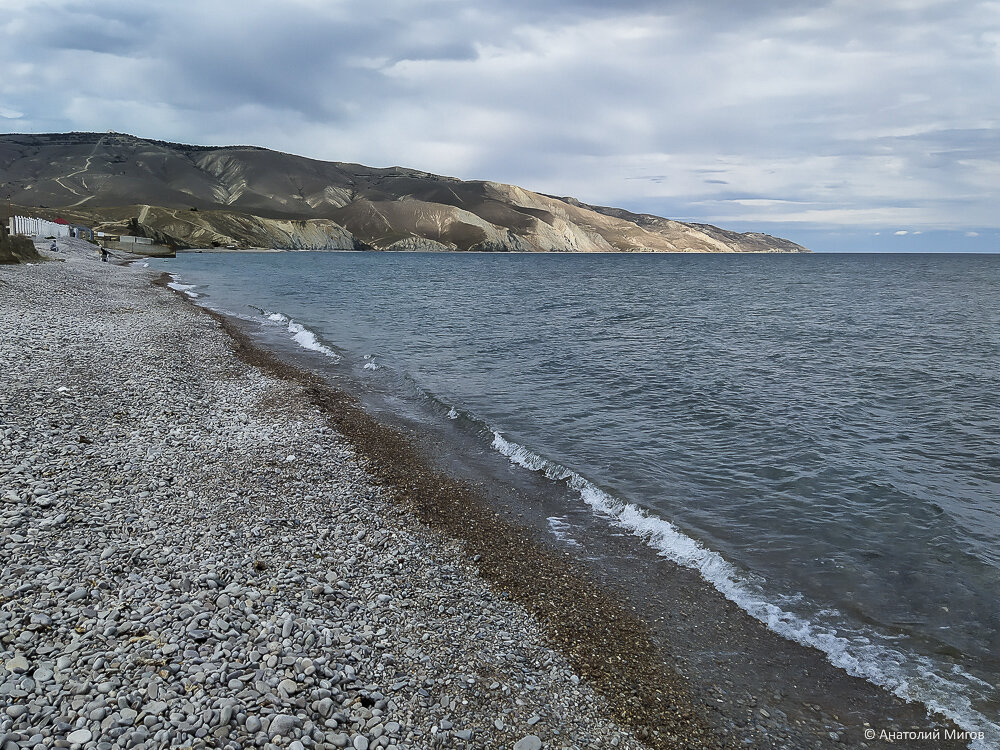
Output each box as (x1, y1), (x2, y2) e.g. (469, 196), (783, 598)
(491, 430), (998, 748)
(547, 516), (583, 548)
(167, 281), (199, 298)
(287, 321), (333, 356)
(447, 407), (459, 420)
(363, 361), (380, 371)
(260, 310), (340, 361)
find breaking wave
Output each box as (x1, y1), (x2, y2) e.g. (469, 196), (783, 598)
(262, 311), (340, 361)
(490, 430), (998, 749)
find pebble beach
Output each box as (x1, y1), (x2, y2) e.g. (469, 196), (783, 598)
(0, 240), (652, 750)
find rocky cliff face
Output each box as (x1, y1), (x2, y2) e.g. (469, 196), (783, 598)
(0, 132), (809, 253)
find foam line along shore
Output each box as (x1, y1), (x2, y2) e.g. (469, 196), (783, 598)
(0, 238), (668, 750)
(147, 253), (985, 750)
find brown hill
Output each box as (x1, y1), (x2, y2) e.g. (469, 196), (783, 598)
(0, 132), (808, 253)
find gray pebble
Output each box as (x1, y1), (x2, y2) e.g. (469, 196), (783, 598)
(5, 654), (29, 673)
(514, 736), (542, 750)
(269, 713), (298, 738)
(67, 728), (93, 744)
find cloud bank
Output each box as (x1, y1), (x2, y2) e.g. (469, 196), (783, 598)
(2, 0), (998, 250)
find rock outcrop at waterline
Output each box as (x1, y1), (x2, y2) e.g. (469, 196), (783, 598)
(0, 132), (809, 253)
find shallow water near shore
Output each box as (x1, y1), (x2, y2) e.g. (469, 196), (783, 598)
(151, 251), (1000, 745)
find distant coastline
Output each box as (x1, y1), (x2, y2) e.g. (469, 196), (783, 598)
(1, 131), (809, 254)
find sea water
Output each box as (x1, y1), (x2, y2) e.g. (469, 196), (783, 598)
(151, 251), (1000, 743)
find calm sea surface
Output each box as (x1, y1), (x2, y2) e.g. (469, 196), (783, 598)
(152, 252), (1000, 742)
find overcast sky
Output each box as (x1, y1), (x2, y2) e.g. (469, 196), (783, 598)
(2, 0), (998, 251)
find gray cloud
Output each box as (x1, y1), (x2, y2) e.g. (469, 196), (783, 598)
(1, 0), (998, 248)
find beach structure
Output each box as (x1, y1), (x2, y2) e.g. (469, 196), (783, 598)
(117, 234), (154, 247)
(98, 233), (174, 256)
(70, 224), (94, 240)
(8, 214), (73, 238)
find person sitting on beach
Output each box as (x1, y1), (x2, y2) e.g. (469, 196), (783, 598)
(50, 240), (58, 252)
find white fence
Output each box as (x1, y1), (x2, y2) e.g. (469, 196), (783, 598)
(8, 215), (71, 238)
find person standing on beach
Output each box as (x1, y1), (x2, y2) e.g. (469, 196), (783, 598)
(100, 247), (109, 262)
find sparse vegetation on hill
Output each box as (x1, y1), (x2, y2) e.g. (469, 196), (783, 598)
(0, 132), (810, 253)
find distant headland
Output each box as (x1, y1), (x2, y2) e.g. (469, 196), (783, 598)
(0, 132), (809, 253)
